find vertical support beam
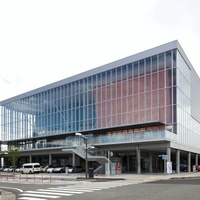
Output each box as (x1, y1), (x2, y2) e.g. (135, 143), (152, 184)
(176, 149), (180, 174)
(136, 146), (141, 174)
(49, 154), (52, 165)
(29, 155), (32, 163)
(188, 152), (191, 172)
(127, 154), (130, 172)
(149, 153), (153, 173)
(167, 147), (171, 162)
(72, 153), (75, 166)
(195, 154), (198, 166)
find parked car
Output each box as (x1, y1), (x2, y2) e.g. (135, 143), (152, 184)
(180, 164), (188, 172)
(8, 166), (15, 172)
(15, 166), (21, 173)
(196, 165), (200, 172)
(40, 165), (50, 173)
(68, 166), (83, 173)
(46, 165), (57, 173)
(54, 165), (66, 173)
(4, 166), (11, 172)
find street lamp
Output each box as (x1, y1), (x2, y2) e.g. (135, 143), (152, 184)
(75, 132), (88, 178)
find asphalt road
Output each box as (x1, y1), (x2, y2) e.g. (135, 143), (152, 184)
(64, 178), (200, 200)
(1, 177), (200, 200)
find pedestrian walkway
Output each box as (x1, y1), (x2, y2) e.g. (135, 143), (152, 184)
(18, 180), (140, 200)
(88, 171), (200, 181)
(0, 190), (15, 200)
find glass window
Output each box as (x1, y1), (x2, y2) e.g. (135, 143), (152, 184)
(145, 57), (151, 74)
(166, 51), (172, 69)
(133, 62), (138, 77)
(159, 53), (164, 70)
(139, 60), (144, 76)
(152, 55), (157, 72)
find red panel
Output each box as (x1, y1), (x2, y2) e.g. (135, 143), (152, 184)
(152, 73), (158, 90)
(128, 79), (133, 96)
(122, 81), (127, 96)
(146, 92), (151, 109)
(146, 109), (151, 121)
(127, 112), (133, 124)
(139, 110), (145, 122)
(139, 77), (145, 93)
(159, 89), (165, 107)
(159, 71), (165, 88)
(134, 95), (138, 111)
(139, 94), (144, 110)
(152, 108), (159, 121)
(134, 112), (139, 123)
(159, 107), (165, 122)
(134, 78), (138, 94)
(122, 98), (127, 113)
(146, 74), (151, 92)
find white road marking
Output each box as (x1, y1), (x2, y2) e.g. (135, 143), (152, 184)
(18, 180), (140, 200)
(0, 186), (23, 192)
(18, 197), (47, 200)
(25, 191), (73, 196)
(19, 193), (60, 198)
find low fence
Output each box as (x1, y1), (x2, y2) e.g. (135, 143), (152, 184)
(0, 174), (57, 182)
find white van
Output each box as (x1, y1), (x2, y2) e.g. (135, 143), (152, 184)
(20, 163), (41, 174)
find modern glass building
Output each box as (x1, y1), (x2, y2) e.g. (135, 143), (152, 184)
(1, 40), (200, 174)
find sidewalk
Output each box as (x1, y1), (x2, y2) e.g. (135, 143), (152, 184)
(0, 190), (15, 200)
(76, 171), (200, 181)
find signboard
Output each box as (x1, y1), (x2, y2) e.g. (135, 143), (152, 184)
(159, 154), (168, 160)
(167, 162), (172, 174)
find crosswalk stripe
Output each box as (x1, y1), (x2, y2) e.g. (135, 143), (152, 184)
(49, 187), (103, 191)
(19, 193), (60, 198)
(25, 191), (73, 196)
(38, 189), (84, 194)
(18, 180), (137, 200)
(18, 197), (47, 200)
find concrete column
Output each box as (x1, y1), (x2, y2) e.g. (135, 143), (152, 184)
(188, 152), (191, 172)
(149, 153), (153, 173)
(195, 154), (198, 166)
(136, 146), (141, 174)
(167, 147), (171, 162)
(72, 153), (75, 166)
(49, 154), (52, 165)
(29, 155), (32, 163)
(127, 154), (130, 172)
(176, 149), (180, 174)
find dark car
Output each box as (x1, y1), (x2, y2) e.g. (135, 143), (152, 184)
(68, 166), (83, 173)
(180, 164), (188, 172)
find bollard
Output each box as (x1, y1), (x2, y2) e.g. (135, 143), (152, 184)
(50, 175), (52, 182)
(34, 175), (35, 181)
(19, 174), (21, 181)
(26, 175), (28, 181)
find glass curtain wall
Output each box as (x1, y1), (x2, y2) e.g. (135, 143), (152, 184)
(1, 49), (177, 142)
(176, 50), (200, 147)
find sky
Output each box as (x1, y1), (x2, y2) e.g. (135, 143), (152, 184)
(1, 0), (200, 101)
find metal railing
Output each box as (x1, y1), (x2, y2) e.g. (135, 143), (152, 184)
(19, 130), (174, 151)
